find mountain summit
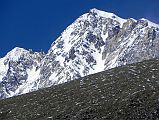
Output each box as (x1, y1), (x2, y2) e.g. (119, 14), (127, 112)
(0, 8), (159, 99)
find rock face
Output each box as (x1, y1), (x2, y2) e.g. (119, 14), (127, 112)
(0, 59), (159, 120)
(0, 8), (159, 99)
(0, 48), (45, 98)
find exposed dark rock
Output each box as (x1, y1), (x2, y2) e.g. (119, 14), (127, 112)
(0, 59), (159, 120)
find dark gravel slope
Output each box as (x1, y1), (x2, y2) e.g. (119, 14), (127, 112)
(0, 59), (159, 120)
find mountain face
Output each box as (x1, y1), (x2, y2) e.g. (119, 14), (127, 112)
(0, 8), (159, 99)
(0, 47), (45, 98)
(0, 59), (159, 120)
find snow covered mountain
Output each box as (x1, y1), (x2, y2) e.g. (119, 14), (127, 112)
(0, 47), (45, 98)
(0, 8), (159, 99)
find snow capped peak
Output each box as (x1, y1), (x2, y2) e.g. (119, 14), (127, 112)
(4, 47), (28, 61)
(140, 18), (159, 28)
(90, 8), (115, 17)
(129, 18), (137, 22)
(7, 47), (27, 54)
(90, 8), (159, 29)
(90, 8), (126, 26)
(10, 47), (27, 53)
(0, 47), (28, 82)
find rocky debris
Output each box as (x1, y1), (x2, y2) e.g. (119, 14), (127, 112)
(0, 59), (159, 119)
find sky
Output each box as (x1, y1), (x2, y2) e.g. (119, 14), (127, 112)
(0, 0), (159, 57)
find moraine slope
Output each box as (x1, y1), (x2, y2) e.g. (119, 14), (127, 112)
(0, 59), (159, 119)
